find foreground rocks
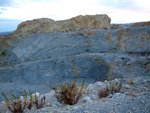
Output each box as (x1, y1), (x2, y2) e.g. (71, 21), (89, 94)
(0, 77), (150, 113)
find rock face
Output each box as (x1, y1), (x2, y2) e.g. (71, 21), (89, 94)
(13, 14), (111, 34)
(0, 15), (150, 102)
(70, 14), (111, 29)
(132, 21), (150, 27)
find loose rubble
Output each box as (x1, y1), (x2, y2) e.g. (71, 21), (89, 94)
(0, 76), (149, 113)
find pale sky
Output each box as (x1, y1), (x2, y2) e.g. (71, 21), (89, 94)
(0, 0), (150, 32)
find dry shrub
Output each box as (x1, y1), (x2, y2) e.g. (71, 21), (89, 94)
(2, 90), (46, 113)
(99, 78), (123, 98)
(52, 77), (86, 105)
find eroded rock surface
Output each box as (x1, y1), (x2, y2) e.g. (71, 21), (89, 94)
(13, 14), (111, 34)
(0, 15), (150, 104)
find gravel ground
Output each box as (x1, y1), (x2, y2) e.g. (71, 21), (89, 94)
(0, 76), (150, 113)
(0, 78), (96, 102)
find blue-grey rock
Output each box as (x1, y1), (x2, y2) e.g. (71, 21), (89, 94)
(0, 21), (150, 103)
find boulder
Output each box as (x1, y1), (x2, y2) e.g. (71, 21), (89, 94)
(13, 18), (60, 34)
(70, 14), (111, 29)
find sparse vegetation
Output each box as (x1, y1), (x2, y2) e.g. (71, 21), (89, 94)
(86, 49), (90, 52)
(98, 79), (123, 98)
(48, 56), (51, 59)
(121, 57), (125, 60)
(52, 77), (86, 105)
(1, 51), (6, 56)
(2, 90), (46, 113)
(85, 31), (96, 35)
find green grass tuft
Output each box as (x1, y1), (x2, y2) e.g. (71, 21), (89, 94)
(52, 77), (86, 105)
(2, 90), (46, 113)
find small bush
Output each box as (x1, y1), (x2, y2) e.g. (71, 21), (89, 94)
(99, 78), (123, 98)
(2, 90), (46, 113)
(52, 77), (86, 105)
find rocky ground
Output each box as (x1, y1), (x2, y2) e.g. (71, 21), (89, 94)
(0, 75), (150, 113)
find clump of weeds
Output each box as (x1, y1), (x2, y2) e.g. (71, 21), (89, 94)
(99, 78), (123, 98)
(52, 77), (86, 105)
(2, 90), (46, 113)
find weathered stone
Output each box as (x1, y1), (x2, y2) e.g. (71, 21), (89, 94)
(1, 25), (150, 67)
(13, 14), (111, 34)
(82, 96), (93, 104)
(95, 81), (103, 86)
(13, 18), (59, 34)
(0, 54), (109, 84)
(146, 63), (150, 70)
(124, 84), (131, 89)
(32, 92), (40, 97)
(132, 21), (150, 27)
(70, 14), (111, 29)
(108, 94), (113, 98)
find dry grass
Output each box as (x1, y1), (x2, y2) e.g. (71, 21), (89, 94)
(52, 77), (86, 105)
(2, 90), (46, 113)
(99, 79), (123, 98)
(85, 31), (96, 35)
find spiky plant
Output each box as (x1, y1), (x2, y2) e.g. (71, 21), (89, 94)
(27, 90), (46, 109)
(34, 92), (46, 109)
(2, 92), (24, 113)
(23, 90), (28, 110)
(99, 78), (123, 98)
(52, 77), (86, 105)
(2, 90), (46, 113)
(37, 96), (46, 109)
(27, 90), (33, 109)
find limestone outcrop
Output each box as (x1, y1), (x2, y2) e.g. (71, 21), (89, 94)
(13, 14), (111, 34)
(70, 14), (111, 29)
